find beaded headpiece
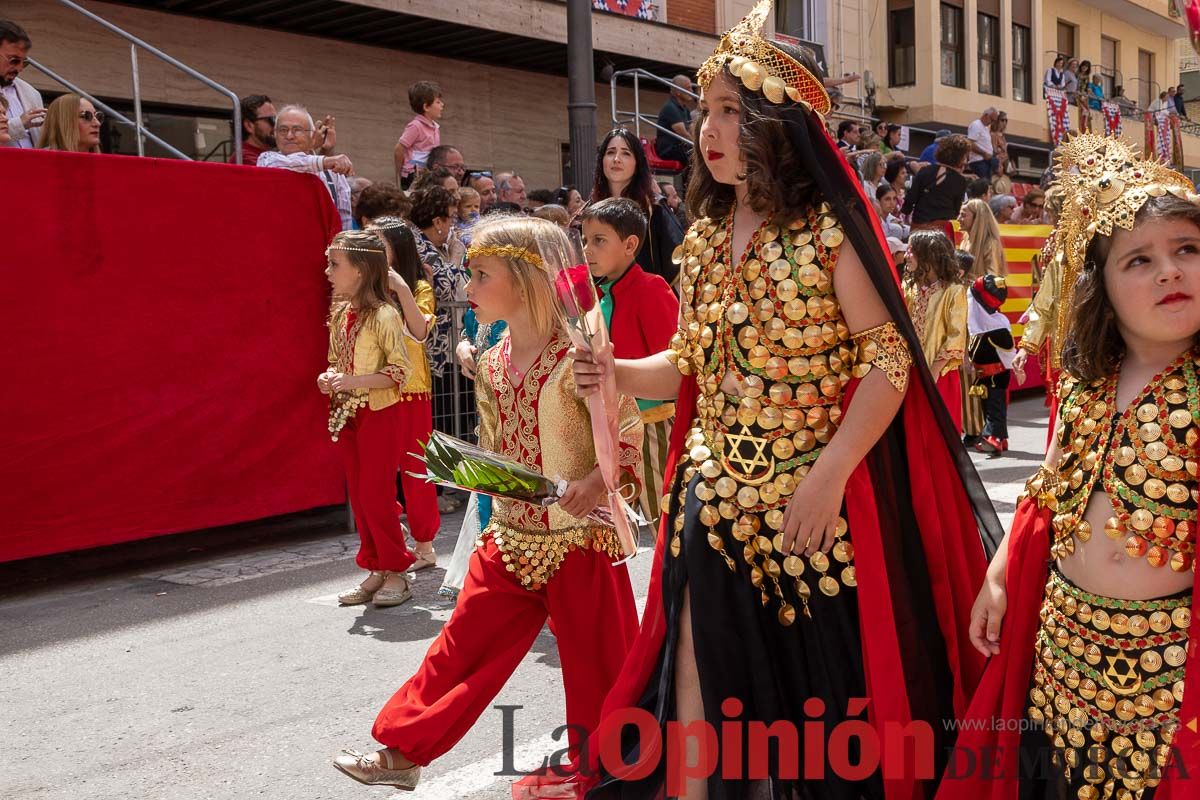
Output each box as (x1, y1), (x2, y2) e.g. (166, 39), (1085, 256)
(696, 0), (830, 114)
(1050, 134), (1200, 362)
(465, 243), (545, 268)
(326, 230), (386, 255)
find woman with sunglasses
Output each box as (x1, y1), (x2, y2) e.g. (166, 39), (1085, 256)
(39, 94), (101, 153)
(591, 129), (684, 285)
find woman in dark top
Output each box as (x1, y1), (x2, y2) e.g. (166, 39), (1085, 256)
(902, 133), (972, 231)
(590, 128), (683, 284)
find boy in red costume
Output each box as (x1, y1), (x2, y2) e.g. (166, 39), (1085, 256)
(583, 197), (680, 526)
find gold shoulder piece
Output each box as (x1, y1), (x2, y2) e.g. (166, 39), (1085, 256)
(1019, 465), (1061, 511)
(851, 321), (911, 394)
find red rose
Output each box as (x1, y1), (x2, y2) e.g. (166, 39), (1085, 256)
(554, 264), (597, 318)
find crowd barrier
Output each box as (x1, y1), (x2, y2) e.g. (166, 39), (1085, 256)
(1, 149), (345, 562)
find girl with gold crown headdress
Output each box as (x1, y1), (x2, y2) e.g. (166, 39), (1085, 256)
(518, 2), (1002, 798)
(940, 134), (1200, 800)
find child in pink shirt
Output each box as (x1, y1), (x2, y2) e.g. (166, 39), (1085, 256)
(394, 81), (443, 184)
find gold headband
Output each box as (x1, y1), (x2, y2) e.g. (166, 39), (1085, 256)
(466, 243), (545, 267)
(1049, 134), (1200, 364)
(696, 0), (830, 114)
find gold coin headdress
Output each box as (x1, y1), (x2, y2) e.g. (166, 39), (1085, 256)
(695, 0), (830, 114)
(1049, 134), (1200, 364)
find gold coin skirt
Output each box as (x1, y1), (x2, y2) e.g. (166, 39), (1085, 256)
(1027, 570), (1190, 800)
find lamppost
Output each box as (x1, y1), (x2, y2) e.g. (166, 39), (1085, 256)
(567, 0), (596, 192)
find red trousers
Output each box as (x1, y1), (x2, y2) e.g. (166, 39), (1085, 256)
(372, 537), (639, 766)
(338, 402), (415, 572)
(936, 369), (963, 432)
(396, 394), (439, 544)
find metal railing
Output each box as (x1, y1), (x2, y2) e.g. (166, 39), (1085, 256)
(26, 58), (189, 159)
(30, 0), (241, 162)
(431, 300), (478, 443)
(609, 67), (695, 145)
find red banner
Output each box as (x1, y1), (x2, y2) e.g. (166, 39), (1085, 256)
(0, 149), (345, 562)
(1102, 101), (1122, 137)
(593, 0), (657, 20)
(1170, 113), (1185, 170)
(1046, 89), (1069, 145)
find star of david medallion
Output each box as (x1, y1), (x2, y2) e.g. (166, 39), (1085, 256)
(1103, 651), (1144, 696)
(721, 425), (776, 486)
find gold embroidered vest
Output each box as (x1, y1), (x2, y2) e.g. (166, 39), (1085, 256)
(1039, 350), (1199, 571)
(667, 205), (881, 624)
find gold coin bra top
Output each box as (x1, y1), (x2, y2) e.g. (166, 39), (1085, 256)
(1049, 350), (1200, 572)
(669, 206), (859, 625)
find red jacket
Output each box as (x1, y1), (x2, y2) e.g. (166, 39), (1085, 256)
(600, 263), (678, 360)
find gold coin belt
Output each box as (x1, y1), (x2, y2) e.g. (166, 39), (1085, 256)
(666, 207), (860, 625)
(1028, 571), (1190, 800)
(1046, 351), (1199, 571)
(482, 522), (623, 591)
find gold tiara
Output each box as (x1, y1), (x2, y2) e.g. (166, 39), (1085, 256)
(696, 0), (830, 114)
(466, 243), (545, 267)
(1050, 134), (1200, 364)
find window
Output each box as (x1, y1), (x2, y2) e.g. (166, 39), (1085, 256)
(940, 4), (964, 88)
(1139, 49), (1154, 110)
(1057, 20), (1076, 60)
(1100, 36), (1119, 98)
(776, 0), (815, 40)
(1013, 24), (1032, 103)
(889, 7), (916, 86)
(978, 13), (1000, 95)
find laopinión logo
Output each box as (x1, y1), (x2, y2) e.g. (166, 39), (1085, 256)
(494, 702), (1192, 792)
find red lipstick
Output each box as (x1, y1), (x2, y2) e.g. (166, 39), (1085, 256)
(707, 150), (724, 161)
(1159, 292), (1192, 305)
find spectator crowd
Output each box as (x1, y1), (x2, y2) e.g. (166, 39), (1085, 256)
(0, 13), (1101, 468)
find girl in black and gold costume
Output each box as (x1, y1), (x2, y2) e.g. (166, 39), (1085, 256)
(941, 135), (1200, 800)
(518, 3), (1002, 799)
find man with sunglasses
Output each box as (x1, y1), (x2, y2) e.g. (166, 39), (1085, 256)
(229, 93), (276, 165)
(0, 21), (45, 149)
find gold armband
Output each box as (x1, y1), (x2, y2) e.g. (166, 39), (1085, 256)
(1019, 465), (1061, 510)
(850, 321), (911, 394)
(1018, 339), (1040, 355)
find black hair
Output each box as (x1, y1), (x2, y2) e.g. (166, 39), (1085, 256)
(837, 120), (856, 139)
(527, 189), (556, 205)
(592, 128), (656, 211)
(369, 218), (423, 289)
(884, 159), (907, 185)
(579, 197), (648, 246)
(409, 186), (456, 229)
(0, 20), (31, 48)
(967, 178), (991, 199)
(875, 184), (896, 202)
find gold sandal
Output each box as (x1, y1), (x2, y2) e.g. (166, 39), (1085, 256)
(410, 548), (437, 572)
(372, 574), (412, 607)
(337, 571), (386, 606)
(333, 748), (421, 791)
